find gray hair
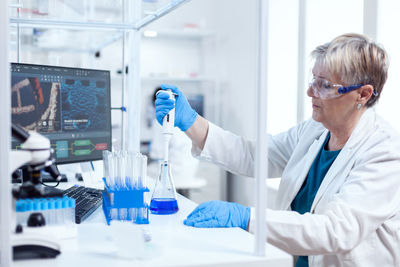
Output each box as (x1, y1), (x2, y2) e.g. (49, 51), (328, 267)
(311, 33), (389, 107)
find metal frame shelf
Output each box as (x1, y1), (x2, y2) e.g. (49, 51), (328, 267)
(1, 1), (192, 265)
(9, 18), (136, 30)
(8, 0), (191, 152)
(9, 0), (191, 31)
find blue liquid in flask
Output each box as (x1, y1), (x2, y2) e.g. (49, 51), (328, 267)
(150, 198), (179, 214)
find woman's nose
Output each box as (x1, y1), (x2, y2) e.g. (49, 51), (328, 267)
(307, 85), (314, 97)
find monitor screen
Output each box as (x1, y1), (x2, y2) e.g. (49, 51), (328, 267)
(187, 94), (204, 117)
(11, 63), (112, 164)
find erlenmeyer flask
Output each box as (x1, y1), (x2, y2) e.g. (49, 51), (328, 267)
(150, 161), (179, 214)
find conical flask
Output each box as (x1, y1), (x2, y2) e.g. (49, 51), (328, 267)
(150, 161), (179, 214)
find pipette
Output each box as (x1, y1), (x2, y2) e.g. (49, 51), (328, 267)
(158, 89), (176, 162)
(150, 89), (179, 214)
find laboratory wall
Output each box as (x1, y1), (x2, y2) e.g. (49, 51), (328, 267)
(302, 0), (364, 119)
(139, 0), (265, 203)
(224, 0), (384, 207)
(145, 0), (301, 205)
(140, 0), (272, 204)
(140, 0), (367, 206)
(141, 0), (400, 207)
(213, 0), (301, 205)
(223, 0), (400, 207)
(139, 0), (223, 203)
(7, 0), (400, 208)
(209, 0), (258, 205)
(376, 0), (400, 133)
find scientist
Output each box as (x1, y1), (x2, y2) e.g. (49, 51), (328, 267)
(155, 33), (400, 266)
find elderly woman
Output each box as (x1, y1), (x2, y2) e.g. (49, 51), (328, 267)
(155, 33), (400, 267)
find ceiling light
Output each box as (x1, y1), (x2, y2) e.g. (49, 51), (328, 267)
(143, 30), (158, 38)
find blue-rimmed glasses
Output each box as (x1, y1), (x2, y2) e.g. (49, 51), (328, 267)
(309, 76), (378, 99)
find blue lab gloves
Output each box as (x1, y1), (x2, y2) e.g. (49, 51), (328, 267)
(155, 84), (198, 132)
(184, 200), (251, 230)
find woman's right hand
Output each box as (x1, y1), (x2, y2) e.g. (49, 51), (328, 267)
(155, 84), (198, 132)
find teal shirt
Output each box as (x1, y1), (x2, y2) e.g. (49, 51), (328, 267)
(291, 133), (341, 267)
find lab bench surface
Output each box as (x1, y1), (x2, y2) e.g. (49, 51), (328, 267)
(13, 190), (292, 267)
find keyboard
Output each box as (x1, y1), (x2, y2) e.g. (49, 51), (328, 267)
(63, 185), (103, 224)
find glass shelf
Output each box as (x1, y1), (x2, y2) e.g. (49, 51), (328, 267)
(141, 75), (215, 83)
(9, 0), (126, 24)
(8, 0), (193, 66)
(8, 0), (193, 154)
(142, 29), (214, 39)
(9, 0), (191, 30)
(9, 27), (123, 54)
(142, 0), (173, 15)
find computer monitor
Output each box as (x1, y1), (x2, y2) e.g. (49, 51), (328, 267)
(11, 63), (112, 164)
(187, 94), (204, 117)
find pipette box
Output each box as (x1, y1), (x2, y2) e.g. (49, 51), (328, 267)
(102, 178), (150, 225)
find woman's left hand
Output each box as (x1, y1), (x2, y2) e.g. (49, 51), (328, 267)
(184, 200), (250, 230)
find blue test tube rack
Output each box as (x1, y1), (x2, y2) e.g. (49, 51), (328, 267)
(102, 178), (150, 225)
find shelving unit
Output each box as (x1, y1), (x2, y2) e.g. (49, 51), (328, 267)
(141, 75), (215, 82)
(0, 1), (11, 265)
(0, 1), (192, 265)
(0, 1), (270, 264)
(142, 28), (213, 39)
(7, 0), (192, 152)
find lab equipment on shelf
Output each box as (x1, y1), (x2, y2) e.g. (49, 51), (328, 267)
(102, 150), (149, 225)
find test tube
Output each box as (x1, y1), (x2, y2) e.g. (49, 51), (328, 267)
(110, 208), (118, 220)
(24, 200), (33, 226)
(114, 151), (120, 189)
(128, 207), (136, 222)
(120, 150), (128, 189)
(127, 151), (136, 189)
(55, 198), (62, 225)
(103, 150), (111, 186)
(119, 208), (128, 221)
(106, 151), (116, 190)
(110, 148), (117, 217)
(68, 198), (76, 224)
(47, 199), (55, 225)
(32, 200), (40, 215)
(113, 151), (122, 190)
(62, 197), (68, 224)
(136, 205), (149, 224)
(139, 154), (148, 189)
(39, 199), (48, 224)
(16, 200), (25, 225)
(133, 152), (142, 189)
(125, 152), (133, 189)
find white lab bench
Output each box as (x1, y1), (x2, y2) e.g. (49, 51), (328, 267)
(13, 184), (292, 267)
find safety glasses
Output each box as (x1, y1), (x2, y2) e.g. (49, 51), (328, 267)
(309, 76), (371, 99)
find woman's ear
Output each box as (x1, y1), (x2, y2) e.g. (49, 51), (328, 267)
(359, 84), (374, 104)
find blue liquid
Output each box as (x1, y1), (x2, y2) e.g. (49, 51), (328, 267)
(150, 198), (179, 214)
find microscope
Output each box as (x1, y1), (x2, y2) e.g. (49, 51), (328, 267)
(11, 123), (62, 260)
(11, 123), (63, 199)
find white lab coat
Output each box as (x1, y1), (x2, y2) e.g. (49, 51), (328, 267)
(192, 108), (400, 267)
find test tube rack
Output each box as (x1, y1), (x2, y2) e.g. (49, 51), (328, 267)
(102, 178), (150, 225)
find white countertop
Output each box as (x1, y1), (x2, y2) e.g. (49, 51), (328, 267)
(13, 184), (292, 267)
